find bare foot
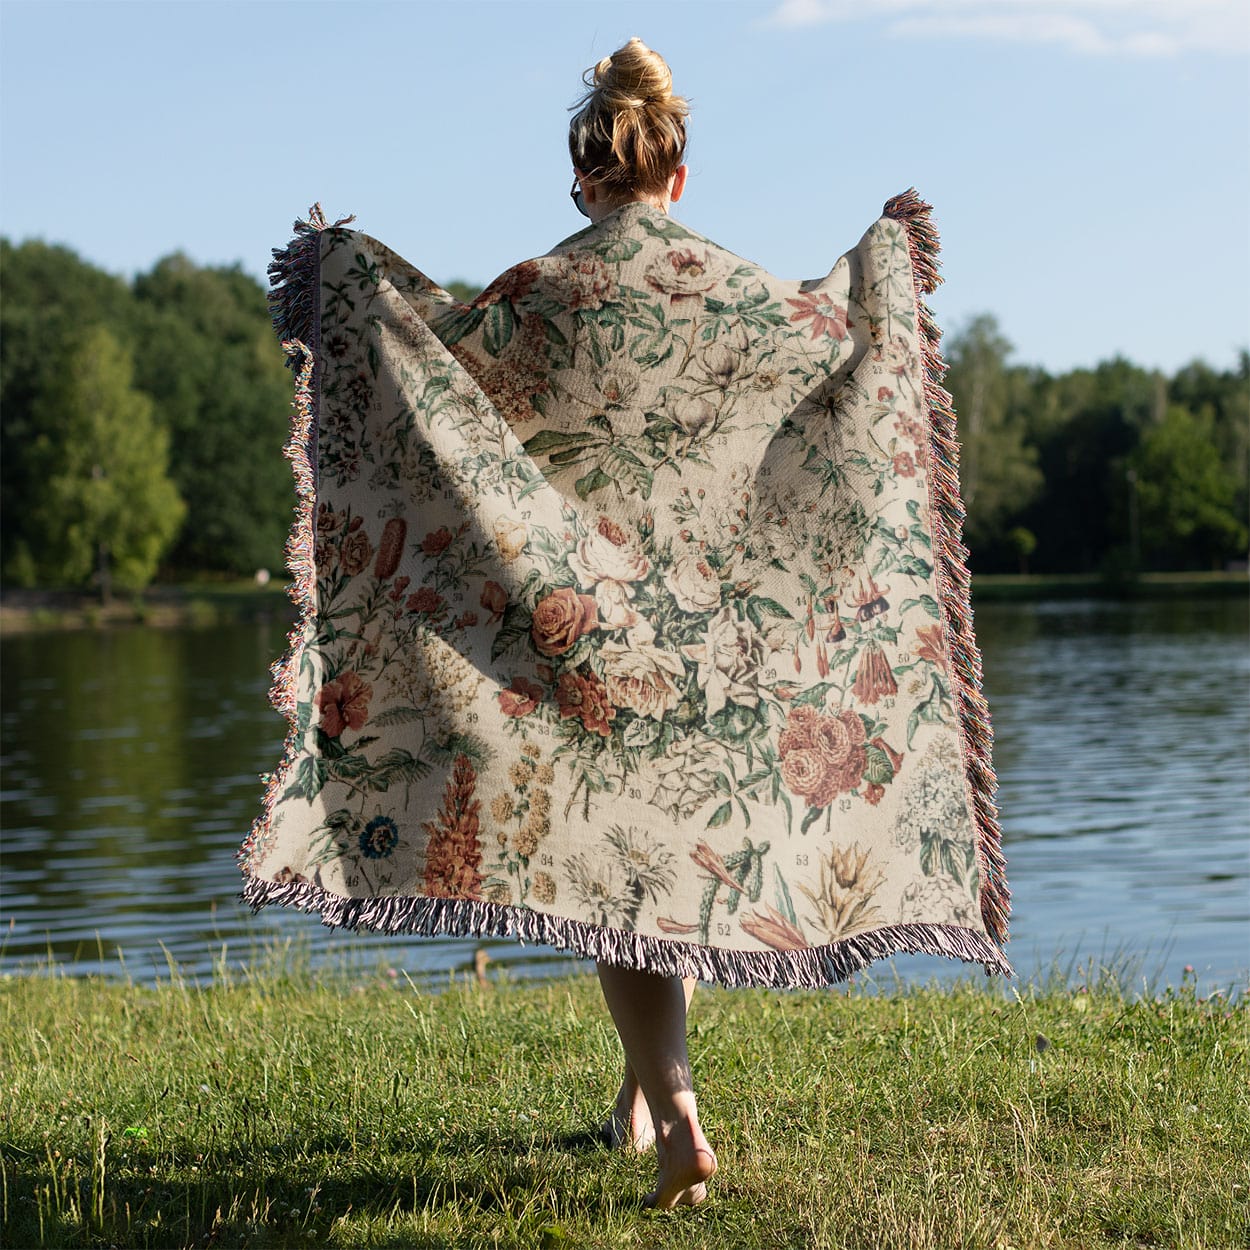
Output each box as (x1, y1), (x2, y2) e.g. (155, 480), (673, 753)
(644, 1118), (717, 1210)
(602, 1078), (655, 1151)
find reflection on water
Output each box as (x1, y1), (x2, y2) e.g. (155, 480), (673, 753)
(2, 597), (1246, 991)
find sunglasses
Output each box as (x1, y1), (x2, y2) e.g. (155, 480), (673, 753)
(570, 176), (589, 218)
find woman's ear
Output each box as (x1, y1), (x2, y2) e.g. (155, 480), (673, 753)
(669, 164), (688, 203)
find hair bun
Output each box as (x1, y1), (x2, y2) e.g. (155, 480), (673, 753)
(569, 38), (689, 196)
(594, 36), (673, 109)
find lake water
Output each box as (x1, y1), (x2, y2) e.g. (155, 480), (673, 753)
(2, 597), (1247, 994)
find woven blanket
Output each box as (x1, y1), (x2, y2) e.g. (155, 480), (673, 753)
(239, 191), (1011, 986)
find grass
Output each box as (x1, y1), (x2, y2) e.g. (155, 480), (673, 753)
(1, 961), (1246, 1250)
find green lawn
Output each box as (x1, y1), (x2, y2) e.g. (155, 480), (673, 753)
(1, 963), (1246, 1249)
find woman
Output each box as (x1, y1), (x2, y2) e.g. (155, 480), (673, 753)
(566, 38), (717, 1210)
(242, 38), (1010, 1213)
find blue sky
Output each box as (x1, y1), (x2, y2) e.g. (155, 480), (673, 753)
(2, 0), (1247, 374)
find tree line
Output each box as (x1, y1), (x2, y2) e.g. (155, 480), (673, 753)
(1, 238), (1245, 595)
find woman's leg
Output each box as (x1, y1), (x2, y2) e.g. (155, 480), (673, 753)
(603, 977), (696, 1151)
(596, 963), (717, 1208)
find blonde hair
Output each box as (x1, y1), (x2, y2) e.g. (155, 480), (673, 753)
(568, 38), (688, 197)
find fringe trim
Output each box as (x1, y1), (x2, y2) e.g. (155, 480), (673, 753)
(266, 203), (355, 357)
(240, 196), (1012, 984)
(240, 873), (1014, 988)
(238, 206), (349, 871)
(883, 189), (1011, 947)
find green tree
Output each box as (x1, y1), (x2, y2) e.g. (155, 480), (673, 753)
(943, 315), (1043, 562)
(131, 256), (293, 574)
(442, 279), (481, 303)
(1020, 357), (1162, 573)
(1, 239), (138, 581)
(1129, 405), (1246, 570)
(1169, 354), (1250, 541)
(26, 327), (185, 597)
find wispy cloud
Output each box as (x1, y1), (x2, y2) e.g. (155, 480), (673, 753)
(766, 0), (1249, 57)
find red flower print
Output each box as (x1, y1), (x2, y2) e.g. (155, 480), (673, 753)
(472, 260), (540, 307)
(850, 574), (890, 622)
(422, 527), (453, 556)
(316, 503), (345, 536)
(740, 906), (809, 951)
(531, 587), (599, 657)
(780, 747), (837, 809)
(777, 704), (820, 756)
(656, 916), (701, 935)
(406, 587), (445, 615)
(498, 676), (544, 718)
(555, 670), (616, 737)
(892, 451), (916, 478)
(374, 518), (407, 579)
(315, 670), (372, 738)
(339, 529), (373, 576)
(915, 623), (946, 668)
(877, 386), (894, 402)
(422, 754), (484, 900)
(784, 292), (850, 342)
(691, 841), (746, 894)
(852, 642), (898, 704)
(777, 706), (868, 808)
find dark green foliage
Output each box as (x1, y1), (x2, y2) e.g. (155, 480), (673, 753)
(0, 240), (139, 582)
(21, 327), (185, 594)
(1130, 405), (1247, 568)
(943, 315), (1044, 556)
(943, 317), (1249, 575)
(130, 255), (293, 574)
(443, 279), (482, 303)
(1, 236), (1244, 586)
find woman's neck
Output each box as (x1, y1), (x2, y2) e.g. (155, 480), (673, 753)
(586, 193), (668, 225)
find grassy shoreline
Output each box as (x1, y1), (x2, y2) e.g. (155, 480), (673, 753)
(2, 968), (1245, 1249)
(1, 571), (1244, 634)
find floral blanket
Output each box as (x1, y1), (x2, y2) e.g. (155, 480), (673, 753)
(239, 192), (1011, 986)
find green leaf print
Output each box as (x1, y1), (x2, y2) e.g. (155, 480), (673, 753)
(899, 594), (941, 620)
(574, 469), (612, 500)
(432, 305), (486, 347)
(523, 429), (598, 455)
(862, 744), (895, 786)
(283, 755), (328, 804)
(746, 596), (794, 628)
(372, 706), (431, 726)
(896, 553), (934, 580)
(597, 238), (644, 263)
(599, 444), (653, 499)
(490, 602), (532, 663)
(482, 303), (516, 357)
(774, 865), (798, 926)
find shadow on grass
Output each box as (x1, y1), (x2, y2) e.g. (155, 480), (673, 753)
(3, 1125), (636, 1249)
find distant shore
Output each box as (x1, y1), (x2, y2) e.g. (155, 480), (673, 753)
(1, 571), (1244, 635)
(0, 580), (293, 634)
